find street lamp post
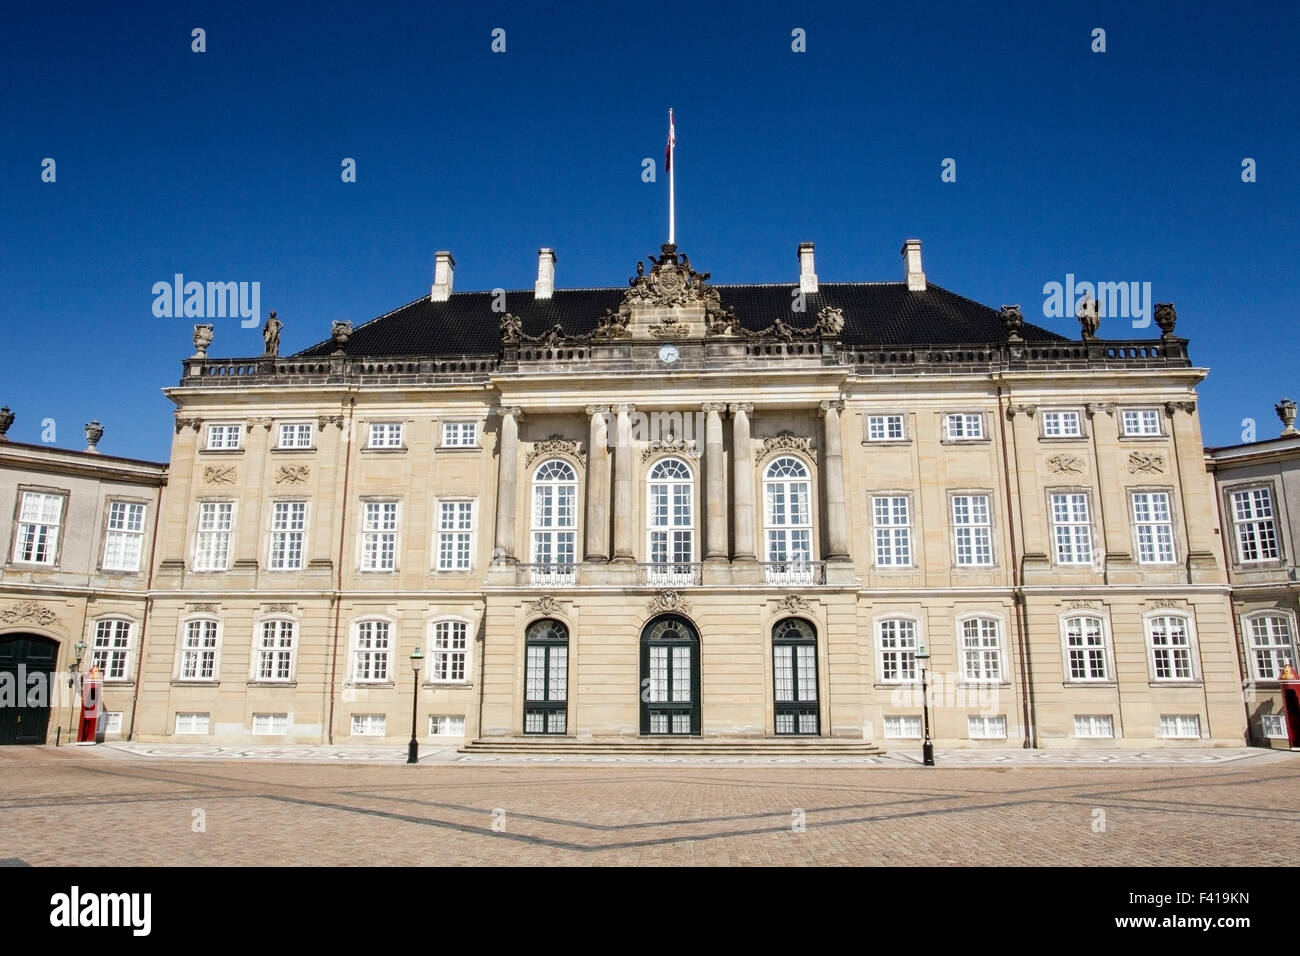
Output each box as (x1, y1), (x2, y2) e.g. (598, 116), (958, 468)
(916, 642), (935, 766)
(407, 645), (424, 765)
(67, 639), (87, 739)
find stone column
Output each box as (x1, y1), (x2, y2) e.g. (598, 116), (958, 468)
(730, 403), (755, 560)
(493, 406), (522, 563)
(820, 399), (849, 561)
(612, 404), (636, 563)
(703, 403), (728, 562)
(584, 405), (611, 562)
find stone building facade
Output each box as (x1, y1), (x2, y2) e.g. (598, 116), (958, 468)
(54, 240), (1250, 749)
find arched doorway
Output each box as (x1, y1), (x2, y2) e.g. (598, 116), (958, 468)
(640, 615), (700, 735)
(772, 618), (820, 735)
(523, 618), (569, 735)
(0, 633), (60, 745)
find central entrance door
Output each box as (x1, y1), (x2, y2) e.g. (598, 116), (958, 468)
(640, 615), (700, 735)
(0, 633), (59, 745)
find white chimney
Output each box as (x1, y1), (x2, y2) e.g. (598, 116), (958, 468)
(535, 248), (556, 299)
(901, 239), (926, 291)
(430, 250), (456, 302)
(798, 242), (818, 294)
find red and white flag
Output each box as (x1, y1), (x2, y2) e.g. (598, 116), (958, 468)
(665, 108), (675, 172)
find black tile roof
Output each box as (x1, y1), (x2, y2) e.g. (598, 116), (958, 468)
(294, 282), (1068, 358)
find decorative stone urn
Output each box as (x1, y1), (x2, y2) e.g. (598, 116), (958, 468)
(331, 320), (353, 353)
(1277, 398), (1297, 436)
(1154, 302), (1178, 338)
(84, 420), (104, 453)
(0, 406), (13, 440)
(192, 324), (214, 358)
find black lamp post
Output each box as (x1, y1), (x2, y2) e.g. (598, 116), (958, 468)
(407, 645), (424, 765)
(67, 639), (87, 739)
(916, 642), (935, 766)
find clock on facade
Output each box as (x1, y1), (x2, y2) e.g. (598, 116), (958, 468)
(658, 344), (680, 363)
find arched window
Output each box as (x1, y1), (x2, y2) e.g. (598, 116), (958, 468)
(647, 458), (694, 585)
(764, 456), (813, 584)
(640, 615), (700, 735)
(531, 459), (577, 585)
(773, 618), (819, 735)
(524, 619), (568, 734)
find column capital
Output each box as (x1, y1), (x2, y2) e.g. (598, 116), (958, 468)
(728, 402), (753, 416)
(1164, 400), (1196, 416)
(818, 399), (845, 416)
(1084, 402), (1115, 419)
(1006, 403), (1038, 419)
(585, 404), (611, 416)
(613, 403), (636, 416)
(495, 405), (523, 419)
(701, 402), (727, 415)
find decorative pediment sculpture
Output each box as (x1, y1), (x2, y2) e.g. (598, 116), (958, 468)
(815, 306), (844, 338)
(525, 437), (586, 467)
(500, 312), (523, 344)
(263, 311), (282, 357)
(1001, 304), (1024, 342)
(626, 244), (714, 309)
(1154, 302), (1177, 338)
(592, 306), (632, 340)
(330, 321), (353, 352)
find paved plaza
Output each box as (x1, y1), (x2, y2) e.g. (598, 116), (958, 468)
(1, 745), (1296, 866)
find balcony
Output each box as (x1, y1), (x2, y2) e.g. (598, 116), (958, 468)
(638, 562), (703, 587)
(515, 563), (577, 587)
(761, 561), (826, 586)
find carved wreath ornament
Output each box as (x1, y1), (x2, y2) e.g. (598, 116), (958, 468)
(0, 601), (59, 626)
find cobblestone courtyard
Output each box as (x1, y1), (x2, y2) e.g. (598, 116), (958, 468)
(2, 746), (1297, 866)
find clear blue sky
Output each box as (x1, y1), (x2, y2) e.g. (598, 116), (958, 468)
(2, 0), (1295, 461)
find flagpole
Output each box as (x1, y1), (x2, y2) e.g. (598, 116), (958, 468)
(668, 108), (675, 246)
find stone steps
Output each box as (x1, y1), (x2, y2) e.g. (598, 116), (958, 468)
(460, 737), (885, 756)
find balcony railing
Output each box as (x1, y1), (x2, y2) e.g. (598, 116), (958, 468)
(761, 561), (826, 586)
(638, 562), (702, 587)
(515, 563), (577, 587)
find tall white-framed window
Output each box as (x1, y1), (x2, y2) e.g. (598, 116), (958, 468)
(1230, 487), (1280, 563)
(178, 618), (221, 681)
(1131, 491), (1176, 564)
(102, 500), (147, 572)
(441, 421), (478, 447)
(352, 619), (392, 683)
(1050, 492), (1093, 565)
(530, 460), (577, 582)
(872, 495), (912, 566)
(437, 500), (476, 572)
(90, 618), (133, 681)
(268, 501), (307, 570)
(877, 618), (919, 682)
(867, 414), (905, 442)
(277, 422), (314, 449)
(1041, 410), (1082, 438)
(646, 457), (694, 582)
(367, 422), (404, 448)
(1121, 408), (1162, 437)
(1063, 615), (1109, 681)
(1147, 615), (1195, 681)
(13, 490), (64, 565)
(205, 423), (242, 450)
(255, 619), (296, 682)
(959, 617), (1003, 682)
(945, 413), (984, 441)
(951, 494), (993, 567)
(429, 619), (470, 683)
(1245, 613), (1295, 681)
(764, 456), (813, 583)
(193, 501), (234, 571)
(360, 501), (398, 571)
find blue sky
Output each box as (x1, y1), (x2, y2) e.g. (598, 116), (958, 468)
(1, 0), (1295, 461)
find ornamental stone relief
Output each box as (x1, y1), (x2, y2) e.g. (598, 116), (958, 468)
(1047, 454), (1085, 475)
(202, 465), (237, 484)
(0, 601), (60, 626)
(525, 437), (586, 467)
(525, 595), (563, 616)
(275, 465), (311, 484)
(755, 431), (814, 464)
(1128, 452), (1166, 474)
(777, 595), (812, 614)
(642, 436), (700, 462)
(647, 590), (691, 616)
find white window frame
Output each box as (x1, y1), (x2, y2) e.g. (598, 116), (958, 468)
(277, 421), (315, 449)
(968, 715), (1008, 739)
(359, 500), (399, 572)
(1040, 409), (1083, 438)
(763, 456), (815, 576)
(876, 617), (920, 683)
(1145, 613), (1198, 682)
(1121, 408), (1162, 437)
(1061, 614), (1112, 682)
(646, 457), (696, 578)
(102, 500), (147, 572)
(89, 617), (134, 682)
(882, 715), (922, 739)
(175, 712), (211, 735)
(872, 495), (913, 567)
(12, 489), (65, 565)
(205, 423), (242, 451)
(866, 414), (906, 442)
(1229, 486), (1280, 564)
(351, 619), (393, 684)
(1159, 714), (1201, 739)
(1073, 715), (1115, 739)
(437, 499), (477, 572)
(1260, 714), (1288, 739)
(1131, 490), (1177, 565)
(351, 714), (387, 736)
(252, 713), (289, 735)
(429, 714), (466, 737)
(1049, 491), (1094, 565)
(428, 618), (471, 684)
(193, 500), (235, 572)
(441, 421), (479, 447)
(254, 618), (297, 682)
(951, 493), (993, 567)
(530, 458), (578, 579)
(1244, 612), (1297, 682)
(367, 422), (404, 449)
(958, 616), (1004, 683)
(177, 617), (222, 682)
(944, 412), (985, 441)
(268, 500), (307, 571)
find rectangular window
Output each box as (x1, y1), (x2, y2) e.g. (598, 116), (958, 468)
(351, 714), (386, 736)
(91, 619), (132, 681)
(441, 422), (478, 447)
(867, 414), (905, 441)
(252, 713), (288, 735)
(175, 712), (210, 735)
(1122, 408), (1162, 436)
(368, 422), (404, 448)
(1132, 491), (1175, 564)
(1231, 488), (1279, 562)
(1261, 714), (1287, 739)
(268, 501), (306, 570)
(256, 620), (296, 682)
(1050, 492), (1093, 565)
(277, 422), (314, 449)
(960, 618), (1003, 682)
(13, 491), (63, 565)
(1149, 617), (1194, 680)
(968, 715), (1008, 739)
(429, 715), (466, 736)
(102, 501), (146, 571)
(1041, 410), (1082, 438)
(882, 715), (922, 739)
(1160, 714), (1201, 739)
(1073, 715), (1115, 738)
(360, 501), (398, 571)
(878, 619), (918, 682)
(353, 621), (391, 682)
(872, 496), (912, 566)
(429, 620), (469, 683)
(436, 501), (474, 571)
(206, 424), (242, 450)
(952, 494), (993, 566)
(945, 413), (984, 440)
(193, 501), (233, 571)
(1247, 615), (1295, 681)
(104, 712), (123, 736)
(179, 619), (220, 680)
(1065, 616), (1109, 681)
